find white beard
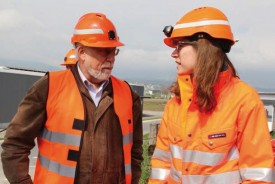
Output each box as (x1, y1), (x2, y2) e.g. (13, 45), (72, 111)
(87, 67), (110, 81)
(84, 61), (112, 82)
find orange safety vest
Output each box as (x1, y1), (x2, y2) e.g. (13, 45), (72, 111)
(34, 70), (133, 184)
(149, 69), (275, 184)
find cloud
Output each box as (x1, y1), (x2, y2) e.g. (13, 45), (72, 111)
(0, 9), (21, 30)
(0, 7), (69, 65)
(0, 0), (275, 89)
(113, 48), (176, 81)
(1, 9), (44, 28)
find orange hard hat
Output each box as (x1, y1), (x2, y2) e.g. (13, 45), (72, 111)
(60, 49), (77, 66)
(71, 13), (124, 48)
(164, 7), (234, 48)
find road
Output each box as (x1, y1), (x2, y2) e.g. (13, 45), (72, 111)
(0, 111), (162, 183)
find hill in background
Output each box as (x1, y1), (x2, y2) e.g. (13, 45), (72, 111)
(1, 59), (274, 93)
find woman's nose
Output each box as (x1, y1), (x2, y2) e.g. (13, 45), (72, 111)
(171, 48), (178, 58)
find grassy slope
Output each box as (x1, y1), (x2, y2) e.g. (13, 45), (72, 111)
(143, 98), (167, 111)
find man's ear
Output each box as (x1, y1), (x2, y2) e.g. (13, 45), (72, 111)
(77, 46), (86, 60)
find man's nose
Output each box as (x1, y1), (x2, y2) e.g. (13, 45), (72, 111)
(105, 56), (115, 64)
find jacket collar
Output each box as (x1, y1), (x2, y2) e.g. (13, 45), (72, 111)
(70, 64), (113, 100)
(177, 68), (233, 102)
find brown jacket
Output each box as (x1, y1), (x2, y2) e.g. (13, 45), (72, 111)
(1, 65), (143, 184)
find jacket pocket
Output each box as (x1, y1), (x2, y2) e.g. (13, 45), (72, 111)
(169, 135), (183, 145)
(167, 120), (183, 145)
(201, 128), (236, 151)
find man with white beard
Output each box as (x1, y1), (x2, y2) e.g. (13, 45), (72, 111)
(1, 12), (143, 184)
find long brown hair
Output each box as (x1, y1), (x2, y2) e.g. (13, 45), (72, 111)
(170, 37), (238, 113)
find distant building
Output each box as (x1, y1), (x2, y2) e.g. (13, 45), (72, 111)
(129, 84), (144, 98)
(0, 66), (45, 128)
(148, 89), (161, 96)
(259, 92), (275, 132)
(129, 83), (146, 111)
(145, 84), (162, 97)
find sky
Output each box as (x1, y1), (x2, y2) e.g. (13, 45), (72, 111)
(0, 0), (275, 90)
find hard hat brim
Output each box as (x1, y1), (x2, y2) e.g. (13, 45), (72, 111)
(164, 37), (177, 48)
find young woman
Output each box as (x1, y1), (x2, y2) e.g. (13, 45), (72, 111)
(149, 7), (274, 184)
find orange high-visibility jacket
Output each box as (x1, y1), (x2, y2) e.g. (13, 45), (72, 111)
(34, 70), (133, 184)
(149, 69), (275, 184)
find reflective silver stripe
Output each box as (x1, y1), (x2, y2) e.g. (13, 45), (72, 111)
(182, 170), (242, 184)
(170, 144), (239, 166)
(152, 148), (171, 162)
(125, 163), (131, 174)
(174, 20), (230, 30)
(170, 144), (182, 159)
(227, 146), (239, 161)
(41, 128), (81, 147)
(122, 132), (133, 145)
(184, 149), (224, 166)
(74, 28), (104, 35)
(170, 166), (181, 182)
(38, 154), (76, 178)
(122, 133), (132, 175)
(184, 146), (239, 166)
(150, 168), (170, 180)
(240, 168), (275, 183)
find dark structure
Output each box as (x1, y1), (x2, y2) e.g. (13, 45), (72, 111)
(0, 66), (45, 128)
(130, 84), (145, 110)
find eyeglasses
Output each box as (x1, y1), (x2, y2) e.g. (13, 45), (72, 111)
(175, 41), (197, 53)
(85, 47), (120, 58)
(95, 48), (120, 57)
